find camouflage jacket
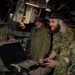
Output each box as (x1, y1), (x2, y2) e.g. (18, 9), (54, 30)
(0, 26), (12, 42)
(53, 26), (74, 60)
(69, 42), (75, 64)
(30, 25), (51, 61)
(53, 26), (74, 75)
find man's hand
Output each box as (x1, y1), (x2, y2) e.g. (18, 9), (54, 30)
(39, 58), (44, 66)
(44, 60), (57, 68)
(44, 57), (51, 62)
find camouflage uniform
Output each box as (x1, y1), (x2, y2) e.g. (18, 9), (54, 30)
(69, 42), (75, 64)
(0, 25), (12, 42)
(66, 42), (75, 75)
(53, 26), (74, 75)
(30, 24), (51, 61)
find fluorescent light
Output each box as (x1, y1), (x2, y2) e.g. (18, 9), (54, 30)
(26, 2), (39, 8)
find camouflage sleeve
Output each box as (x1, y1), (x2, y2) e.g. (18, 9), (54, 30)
(38, 31), (51, 59)
(0, 26), (12, 42)
(53, 39), (71, 60)
(53, 59), (69, 75)
(69, 42), (75, 64)
(59, 46), (71, 59)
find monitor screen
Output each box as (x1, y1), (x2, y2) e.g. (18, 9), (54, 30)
(0, 41), (27, 67)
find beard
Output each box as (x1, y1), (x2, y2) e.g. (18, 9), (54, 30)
(51, 24), (60, 34)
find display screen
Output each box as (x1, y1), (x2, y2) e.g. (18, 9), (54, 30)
(0, 41), (27, 67)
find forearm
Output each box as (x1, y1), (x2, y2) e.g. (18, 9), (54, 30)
(48, 50), (56, 59)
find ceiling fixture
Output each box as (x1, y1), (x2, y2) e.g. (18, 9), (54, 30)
(25, 0), (46, 8)
(25, 2), (39, 8)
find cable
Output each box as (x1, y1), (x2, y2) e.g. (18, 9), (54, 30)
(57, 3), (66, 11)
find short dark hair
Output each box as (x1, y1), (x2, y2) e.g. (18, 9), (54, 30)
(50, 11), (64, 20)
(35, 18), (44, 23)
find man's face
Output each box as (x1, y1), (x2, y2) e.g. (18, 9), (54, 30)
(35, 21), (40, 26)
(34, 20), (42, 28)
(49, 19), (60, 33)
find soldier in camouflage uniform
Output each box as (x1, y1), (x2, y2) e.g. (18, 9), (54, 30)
(0, 25), (12, 42)
(30, 18), (51, 64)
(44, 11), (74, 75)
